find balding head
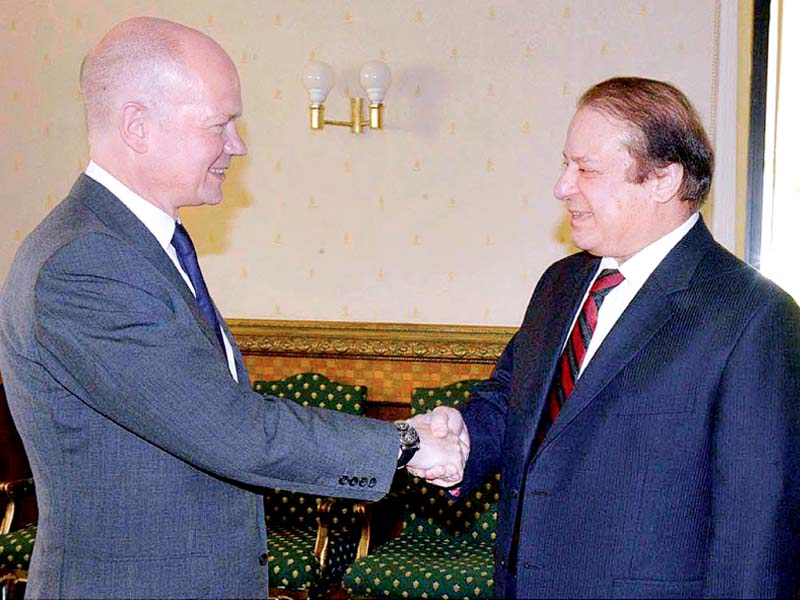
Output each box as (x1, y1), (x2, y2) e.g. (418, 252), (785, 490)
(80, 17), (230, 139)
(79, 17), (246, 216)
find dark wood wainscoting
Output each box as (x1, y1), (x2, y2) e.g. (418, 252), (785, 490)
(229, 319), (514, 421)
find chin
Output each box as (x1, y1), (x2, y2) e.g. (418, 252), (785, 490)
(570, 234), (592, 252)
(198, 192), (224, 206)
(572, 239), (605, 257)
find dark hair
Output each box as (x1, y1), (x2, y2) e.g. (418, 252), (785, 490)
(578, 77), (714, 208)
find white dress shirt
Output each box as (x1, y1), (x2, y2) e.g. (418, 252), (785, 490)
(85, 161), (238, 381)
(572, 212), (700, 377)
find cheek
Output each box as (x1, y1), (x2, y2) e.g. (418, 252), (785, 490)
(605, 192), (644, 242)
(201, 139), (225, 166)
(581, 181), (615, 220)
(587, 189), (629, 240)
(173, 133), (221, 168)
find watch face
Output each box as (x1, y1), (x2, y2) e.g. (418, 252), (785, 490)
(396, 422), (421, 468)
(404, 425), (419, 446)
(397, 422), (420, 446)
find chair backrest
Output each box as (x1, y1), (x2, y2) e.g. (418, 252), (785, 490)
(253, 373), (368, 528)
(402, 380), (500, 545)
(253, 372), (365, 415)
(409, 379), (480, 416)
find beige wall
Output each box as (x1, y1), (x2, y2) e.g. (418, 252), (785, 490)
(0, 0), (723, 326)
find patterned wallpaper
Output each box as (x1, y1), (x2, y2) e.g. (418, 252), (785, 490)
(0, 0), (720, 326)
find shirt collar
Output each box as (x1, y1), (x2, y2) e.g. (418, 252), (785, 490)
(85, 160), (177, 251)
(599, 212), (699, 286)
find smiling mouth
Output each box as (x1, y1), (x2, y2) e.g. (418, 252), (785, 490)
(209, 168), (226, 179)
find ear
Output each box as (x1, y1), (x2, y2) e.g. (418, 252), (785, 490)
(649, 163), (684, 204)
(119, 102), (148, 154)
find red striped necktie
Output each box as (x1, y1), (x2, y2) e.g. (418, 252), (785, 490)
(536, 268), (625, 442)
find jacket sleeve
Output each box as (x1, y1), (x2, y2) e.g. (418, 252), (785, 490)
(704, 292), (800, 597)
(33, 234), (399, 500)
(457, 333), (515, 497)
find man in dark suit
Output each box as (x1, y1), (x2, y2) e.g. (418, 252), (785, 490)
(457, 77), (800, 598)
(0, 17), (466, 598)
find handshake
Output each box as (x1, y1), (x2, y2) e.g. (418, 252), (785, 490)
(403, 407), (470, 488)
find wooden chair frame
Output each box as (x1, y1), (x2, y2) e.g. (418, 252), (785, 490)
(0, 478), (35, 600)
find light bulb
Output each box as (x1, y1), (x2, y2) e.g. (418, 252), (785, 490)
(303, 61), (335, 104)
(359, 60), (391, 104)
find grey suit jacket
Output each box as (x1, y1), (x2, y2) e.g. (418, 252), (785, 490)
(0, 175), (399, 599)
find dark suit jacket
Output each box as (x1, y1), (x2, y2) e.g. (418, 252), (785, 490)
(0, 176), (399, 598)
(461, 218), (800, 598)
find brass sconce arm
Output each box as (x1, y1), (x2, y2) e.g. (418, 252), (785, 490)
(308, 98), (384, 134)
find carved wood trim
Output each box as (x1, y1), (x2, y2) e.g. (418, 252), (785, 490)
(228, 319), (515, 364)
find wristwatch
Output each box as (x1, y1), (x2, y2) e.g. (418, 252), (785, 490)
(395, 422), (420, 468)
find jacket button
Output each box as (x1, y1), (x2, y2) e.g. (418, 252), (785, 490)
(368, 477), (377, 488)
(359, 477), (368, 487)
(338, 475), (348, 485)
(349, 477), (358, 486)
(259, 552), (269, 566)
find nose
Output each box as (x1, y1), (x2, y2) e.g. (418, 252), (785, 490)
(224, 125), (248, 157)
(553, 164), (576, 201)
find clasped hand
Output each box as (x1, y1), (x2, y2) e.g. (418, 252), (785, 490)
(405, 406), (470, 487)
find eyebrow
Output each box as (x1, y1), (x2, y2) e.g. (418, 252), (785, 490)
(563, 152), (599, 165)
(207, 112), (241, 123)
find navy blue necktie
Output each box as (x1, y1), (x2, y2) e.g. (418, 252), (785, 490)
(171, 223), (225, 351)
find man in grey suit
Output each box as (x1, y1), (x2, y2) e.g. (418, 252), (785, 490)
(0, 17), (468, 599)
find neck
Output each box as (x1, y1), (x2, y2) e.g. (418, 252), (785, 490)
(89, 151), (178, 218)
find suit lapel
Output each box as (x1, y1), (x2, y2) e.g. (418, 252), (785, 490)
(218, 316), (250, 387)
(70, 175), (226, 354)
(515, 255), (601, 438)
(536, 217), (716, 452)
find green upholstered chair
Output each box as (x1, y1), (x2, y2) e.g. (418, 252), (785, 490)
(252, 373), (365, 414)
(253, 373), (367, 599)
(343, 379), (501, 600)
(0, 478), (36, 600)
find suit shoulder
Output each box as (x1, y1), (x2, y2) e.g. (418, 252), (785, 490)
(539, 251), (595, 284)
(0, 197), (135, 344)
(516, 252), (595, 323)
(668, 245), (800, 345)
(4, 198), (112, 294)
(695, 244), (796, 309)
(6, 197), (145, 311)
(519, 251), (596, 303)
(16, 195), (118, 269)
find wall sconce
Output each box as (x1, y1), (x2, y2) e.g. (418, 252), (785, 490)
(302, 60), (391, 134)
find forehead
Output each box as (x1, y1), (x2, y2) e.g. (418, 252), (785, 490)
(179, 44), (243, 116)
(204, 68), (243, 116)
(563, 107), (632, 161)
